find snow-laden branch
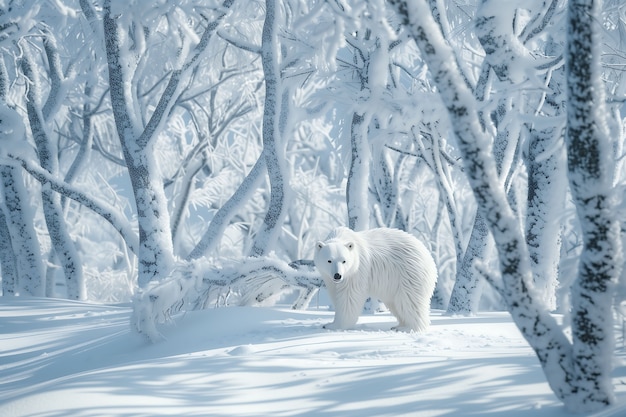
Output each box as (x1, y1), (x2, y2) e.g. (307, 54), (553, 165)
(520, 0), (559, 44)
(476, 0), (533, 84)
(131, 256), (322, 342)
(41, 29), (65, 121)
(136, 0), (235, 149)
(8, 153), (139, 255)
(186, 154), (267, 260)
(217, 29), (261, 54)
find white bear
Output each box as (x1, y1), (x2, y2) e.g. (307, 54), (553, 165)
(314, 227), (437, 332)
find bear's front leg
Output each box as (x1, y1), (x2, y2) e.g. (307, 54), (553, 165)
(323, 313), (359, 330)
(323, 292), (367, 330)
(322, 320), (347, 330)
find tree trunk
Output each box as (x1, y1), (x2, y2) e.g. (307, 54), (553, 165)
(446, 212), (489, 315)
(62, 82), (94, 211)
(250, 0), (289, 257)
(103, 1), (174, 287)
(526, 124), (566, 311)
(0, 206), (17, 295)
(347, 111), (370, 231)
(564, 0), (620, 409)
(525, 47), (567, 311)
(1, 166), (47, 297)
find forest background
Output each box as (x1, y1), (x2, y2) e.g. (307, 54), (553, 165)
(1, 0), (626, 412)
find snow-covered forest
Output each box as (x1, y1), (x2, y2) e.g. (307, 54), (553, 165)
(2, 0), (626, 414)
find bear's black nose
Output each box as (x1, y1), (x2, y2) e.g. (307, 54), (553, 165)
(333, 273), (342, 281)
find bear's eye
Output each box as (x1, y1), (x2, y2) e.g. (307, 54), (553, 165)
(327, 260), (332, 263)
(342, 260), (346, 264)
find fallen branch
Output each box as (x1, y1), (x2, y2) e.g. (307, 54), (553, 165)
(131, 256), (322, 342)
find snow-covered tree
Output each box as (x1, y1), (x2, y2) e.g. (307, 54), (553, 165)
(249, 0), (290, 257)
(20, 41), (86, 299)
(101, 0), (238, 286)
(563, 0), (621, 407)
(0, 207), (16, 295)
(0, 56), (47, 297)
(389, 0), (621, 411)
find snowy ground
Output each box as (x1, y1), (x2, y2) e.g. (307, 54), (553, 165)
(2, 298), (626, 417)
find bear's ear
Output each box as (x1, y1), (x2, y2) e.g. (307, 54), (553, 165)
(316, 241), (325, 250)
(345, 242), (354, 250)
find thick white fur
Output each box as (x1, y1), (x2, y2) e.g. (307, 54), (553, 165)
(314, 227), (438, 332)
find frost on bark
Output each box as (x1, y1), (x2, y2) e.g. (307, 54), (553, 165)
(0, 165), (46, 297)
(390, 0), (619, 411)
(443, 72), (492, 314)
(250, 0), (290, 257)
(61, 82), (94, 211)
(524, 11), (567, 312)
(346, 27), (395, 232)
(475, 0), (530, 85)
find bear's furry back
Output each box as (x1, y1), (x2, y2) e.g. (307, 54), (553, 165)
(327, 227), (438, 331)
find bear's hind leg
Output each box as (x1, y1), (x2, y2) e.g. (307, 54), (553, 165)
(388, 297), (429, 333)
(385, 301), (406, 331)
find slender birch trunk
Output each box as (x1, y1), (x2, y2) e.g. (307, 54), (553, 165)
(526, 121), (566, 311)
(347, 111), (370, 231)
(0, 207), (17, 295)
(250, 0), (290, 257)
(0, 165), (46, 297)
(564, 0), (620, 408)
(446, 212), (489, 314)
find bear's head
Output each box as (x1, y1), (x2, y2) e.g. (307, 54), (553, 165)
(313, 239), (357, 283)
